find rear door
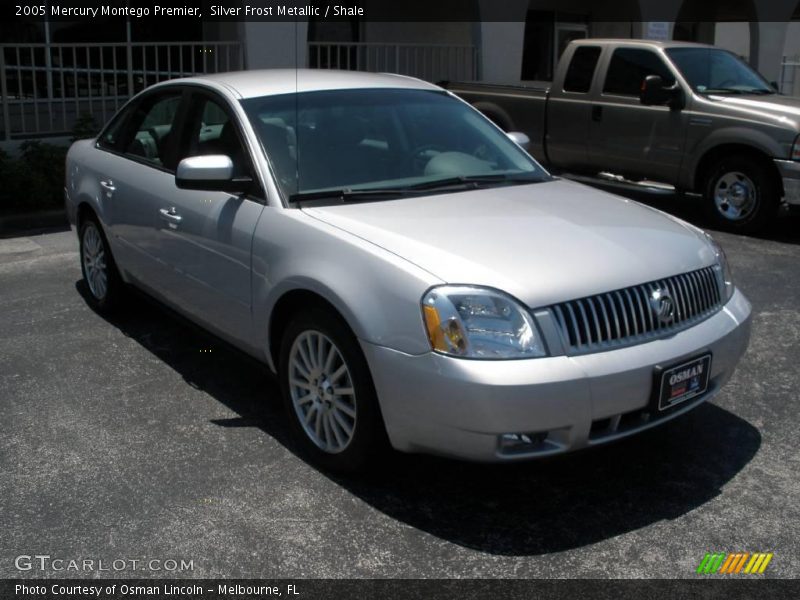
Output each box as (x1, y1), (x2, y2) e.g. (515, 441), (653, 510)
(588, 47), (689, 183)
(545, 44), (601, 170)
(106, 89), (191, 290)
(151, 89), (266, 346)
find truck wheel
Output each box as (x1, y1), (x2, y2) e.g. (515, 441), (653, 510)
(79, 216), (124, 312)
(278, 306), (388, 473)
(703, 155), (779, 234)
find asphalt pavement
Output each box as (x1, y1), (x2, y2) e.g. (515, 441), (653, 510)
(1, 191), (798, 578)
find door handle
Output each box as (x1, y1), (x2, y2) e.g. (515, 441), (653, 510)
(100, 179), (115, 196)
(159, 207), (182, 226)
(591, 105), (603, 122)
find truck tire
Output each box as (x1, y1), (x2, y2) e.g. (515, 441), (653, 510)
(278, 306), (389, 473)
(703, 155), (779, 234)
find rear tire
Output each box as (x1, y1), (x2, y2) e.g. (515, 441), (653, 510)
(278, 306), (388, 473)
(702, 155), (779, 234)
(79, 216), (124, 312)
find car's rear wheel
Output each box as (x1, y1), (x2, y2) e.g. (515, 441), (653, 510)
(79, 216), (123, 311)
(278, 307), (387, 472)
(703, 155), (779, 234)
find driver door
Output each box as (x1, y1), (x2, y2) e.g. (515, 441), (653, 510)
(153, 91), (266, 347)
(588, 47), (689, 184)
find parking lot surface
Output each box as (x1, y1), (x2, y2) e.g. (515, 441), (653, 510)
(1, 191), (798, 578)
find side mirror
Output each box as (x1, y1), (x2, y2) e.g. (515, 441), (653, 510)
(175, 154), (252, 193)
(507, 131), (531, 150)
(640, 75), (684, 109)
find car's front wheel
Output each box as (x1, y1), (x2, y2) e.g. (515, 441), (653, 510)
(79, 216), (123, 311)
(278, 307), (387, 472)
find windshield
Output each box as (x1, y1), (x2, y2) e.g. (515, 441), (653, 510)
(666, 47), (774, 95)
(240, 88), (548, 202)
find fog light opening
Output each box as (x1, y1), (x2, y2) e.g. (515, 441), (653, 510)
(498, 432), (548, 455)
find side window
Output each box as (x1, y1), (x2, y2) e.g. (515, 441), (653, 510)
(563, 46), (601, 93)
(97, 106), (132, 151)
(182, 96), (254, 180)
(603, 48), (675, 97)
(123, 93), (183, 170)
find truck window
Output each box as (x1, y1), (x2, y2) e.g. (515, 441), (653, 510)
(603, 48), (675, 97)
(563, 46), (601, 93)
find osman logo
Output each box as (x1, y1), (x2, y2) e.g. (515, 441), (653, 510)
(696, 552), (773, 574)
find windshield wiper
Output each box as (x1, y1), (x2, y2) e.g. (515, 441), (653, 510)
(405, 173), (545, 191)
(702, 87), (774, 95)
(288, 173), (545, 203)
(288, 187), (422, 203)
(702, 88), (746, 94)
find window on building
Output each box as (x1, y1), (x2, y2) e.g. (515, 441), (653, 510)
(563, 46), (601, 93)
(603, 48), (675, 96)
(520, 11), (555, 81)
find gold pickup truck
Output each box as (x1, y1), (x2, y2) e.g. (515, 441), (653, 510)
(444, 39), (800, 234)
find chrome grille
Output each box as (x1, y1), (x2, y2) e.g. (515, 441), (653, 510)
(550, 266), (723, 354)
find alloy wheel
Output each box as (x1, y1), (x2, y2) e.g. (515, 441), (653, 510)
(288, 330), (357, 453)
(82, 222), (108, 300)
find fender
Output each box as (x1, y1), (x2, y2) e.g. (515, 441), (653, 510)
(249, 208), (443, 371)
(682, 126), (784, 191)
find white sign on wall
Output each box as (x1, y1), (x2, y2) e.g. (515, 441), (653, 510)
(645, 22), (670, 41)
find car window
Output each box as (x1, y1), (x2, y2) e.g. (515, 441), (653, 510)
(666, 47), (773, 94)
(241, 89), (547, 199)
(97, 105), (132, 151)
(123, 93), (183, 170)
(563, 46), (601, 93)
(181, 96), (253, 179)
(603, 48), (675, 96)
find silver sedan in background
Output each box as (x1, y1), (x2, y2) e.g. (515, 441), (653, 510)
(65, 70), (751, 471)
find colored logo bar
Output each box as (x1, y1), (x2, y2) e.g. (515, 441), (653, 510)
(696, 552), (773, 574)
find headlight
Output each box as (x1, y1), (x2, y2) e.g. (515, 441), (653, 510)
(705, 233), (735, 301)
(421, 286), (546, 359)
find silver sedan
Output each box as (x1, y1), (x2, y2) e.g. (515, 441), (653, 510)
(65, 69), (751, 471)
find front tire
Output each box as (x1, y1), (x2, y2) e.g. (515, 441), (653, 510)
(703, 155), (779, 234)
(278, 307), (387, 473)
(79, 216), (123, 312)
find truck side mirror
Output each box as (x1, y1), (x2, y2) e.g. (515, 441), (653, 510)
(640, 75), (683, 109)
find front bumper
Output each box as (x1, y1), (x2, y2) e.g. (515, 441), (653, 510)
(362, 288), (752, 462)
(775, 159), (800, 206)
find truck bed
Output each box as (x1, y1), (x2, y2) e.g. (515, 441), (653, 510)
(442, 81), (549, 162)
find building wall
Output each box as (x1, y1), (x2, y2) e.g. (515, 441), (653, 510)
(360, 22), (473, 44)
(714, 22), (751, 59)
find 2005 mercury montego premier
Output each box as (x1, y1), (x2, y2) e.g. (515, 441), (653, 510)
(65, 70), (752, 471)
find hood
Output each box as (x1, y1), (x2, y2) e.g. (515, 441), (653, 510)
(709, 93), (800, 128)
(302, 179), (716, 308)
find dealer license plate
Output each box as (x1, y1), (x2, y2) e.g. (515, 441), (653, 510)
(656, 354), (712, 411)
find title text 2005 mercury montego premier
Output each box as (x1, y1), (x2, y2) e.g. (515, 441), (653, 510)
(65, 70), (751, 471)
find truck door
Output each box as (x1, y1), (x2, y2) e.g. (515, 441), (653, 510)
(545, 44), (601, 171)
(588, 47), (689, 184)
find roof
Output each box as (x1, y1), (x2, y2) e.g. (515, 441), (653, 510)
(168, 68), (440, 99)
(571, 38), (717, 50)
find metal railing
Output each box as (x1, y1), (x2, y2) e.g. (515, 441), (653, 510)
(308, 42), (479, 83)
(779, 56), (800, 96)
(0, 41), (244, 140)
